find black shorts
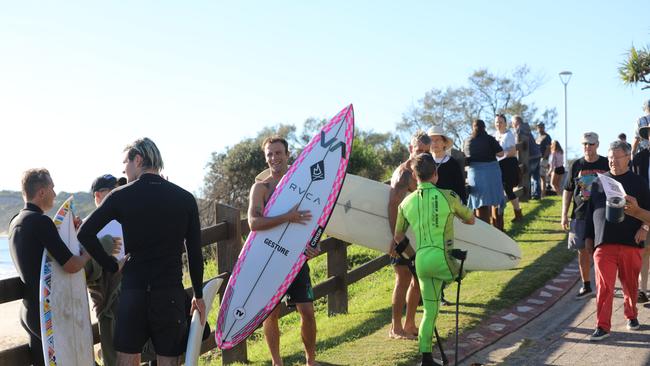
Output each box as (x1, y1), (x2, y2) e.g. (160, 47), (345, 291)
(390, 256), (414, 266)
(285, 264), (314, 306)
(114, 287), (189, 357)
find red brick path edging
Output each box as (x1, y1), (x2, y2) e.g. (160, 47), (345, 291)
(440, 258), (581, 365)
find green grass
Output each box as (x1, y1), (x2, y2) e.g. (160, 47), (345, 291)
(197, 196), (573, 366)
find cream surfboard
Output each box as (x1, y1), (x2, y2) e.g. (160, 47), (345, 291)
(255, 172), (521, 271)
(215, 105), (355, 349)
(184, 277), (224, 366)
(39, 196), (94, 365)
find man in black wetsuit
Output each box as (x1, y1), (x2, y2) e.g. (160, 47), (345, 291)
(8, 169), (93, 366)
(78, 137), (204, 366)
(248, 136), (320, 366)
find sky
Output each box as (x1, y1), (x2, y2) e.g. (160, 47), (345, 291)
(1, 1), (649, 196)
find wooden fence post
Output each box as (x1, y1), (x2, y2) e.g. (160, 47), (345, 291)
(327, 239), (348, 315)
(215, 203), (248, 365)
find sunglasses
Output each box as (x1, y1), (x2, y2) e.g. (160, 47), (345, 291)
(582, 142), (596, 146)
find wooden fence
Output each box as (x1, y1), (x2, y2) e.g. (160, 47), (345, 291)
(0, 203), (390, 365)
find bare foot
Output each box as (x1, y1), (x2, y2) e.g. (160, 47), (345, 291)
(403, 326), (419, 337)
(389, 329), (417, 340)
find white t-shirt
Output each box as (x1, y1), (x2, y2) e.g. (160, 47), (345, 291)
(493, 129), (515, 161)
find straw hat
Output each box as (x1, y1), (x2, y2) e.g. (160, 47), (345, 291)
(426, 125), (454, 150)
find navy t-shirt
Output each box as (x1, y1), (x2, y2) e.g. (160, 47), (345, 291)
(463, 134), (503, 163)
(564, 156), (609, 220)
(585, 170), (650, 248)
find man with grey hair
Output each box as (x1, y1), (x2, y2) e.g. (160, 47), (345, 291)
(632, 99), (650, 155)
(387, 131), (430, 339)
(584, 140), (650, 341)
(78, 137), (204, 366)
(561, 132), (609, 299)
(512, 115), (542, 199)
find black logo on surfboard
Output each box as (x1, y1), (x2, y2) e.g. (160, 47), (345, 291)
(308, 226), (325, 249)
(234, 307), (246, 320)
(310, 161), (325, 182)
(320, 131), (346, 159)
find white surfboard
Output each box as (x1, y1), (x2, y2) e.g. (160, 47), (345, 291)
(215, 104), (355, 350)
(326, 174), (521, 271)
(184, 277), (224, 366)
(39, 196), (94, 365)
(255, 172), (521, 271)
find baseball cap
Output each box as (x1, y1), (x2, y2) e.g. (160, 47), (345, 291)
(581, 132), (599, 145)
(91, 174), (117, 193)
(536, 122), (545, 128)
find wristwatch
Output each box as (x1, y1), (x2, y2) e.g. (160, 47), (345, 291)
(642, 225), (649, 231)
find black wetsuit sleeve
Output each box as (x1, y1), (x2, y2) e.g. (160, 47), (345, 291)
(36, 216), (74, 266)
(185, 197), (204, 298)
(490, 135), (504, 155)
(77, 196), (119, 273)
(450, 158), (467, 204)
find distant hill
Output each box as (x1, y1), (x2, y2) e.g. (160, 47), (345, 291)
(0, 190), (95, 234)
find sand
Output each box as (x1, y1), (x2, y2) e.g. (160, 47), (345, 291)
(0, 296), (98, 352)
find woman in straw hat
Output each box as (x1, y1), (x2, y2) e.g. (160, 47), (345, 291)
(427, 125), (466, 203)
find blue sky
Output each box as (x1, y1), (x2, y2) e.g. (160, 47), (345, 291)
(1, 1), (648, 195)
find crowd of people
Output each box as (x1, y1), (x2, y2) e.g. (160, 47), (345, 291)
(7, 100), (650, 366)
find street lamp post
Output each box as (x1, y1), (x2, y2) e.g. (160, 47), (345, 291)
(559, 71), (573, 167)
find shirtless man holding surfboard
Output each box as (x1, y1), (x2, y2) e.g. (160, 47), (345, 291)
(387, 131), (430, 339)
(248, 136), (321, 366)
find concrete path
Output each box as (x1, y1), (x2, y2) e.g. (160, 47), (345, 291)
(461, 278), (650, 365)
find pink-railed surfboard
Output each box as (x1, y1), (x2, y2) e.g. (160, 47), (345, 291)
(215, 105), (354, 349)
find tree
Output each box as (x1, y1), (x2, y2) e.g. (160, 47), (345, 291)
(200, 124), (296, 221)
(399, 66), (558, 147)
(200, 119), (407, 223)
(619, 45), (650, 89)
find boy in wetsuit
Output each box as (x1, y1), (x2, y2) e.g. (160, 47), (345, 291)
(393, 153), (475, 366)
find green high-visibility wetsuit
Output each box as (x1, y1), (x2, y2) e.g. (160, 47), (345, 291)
(395, 182), (473, 353)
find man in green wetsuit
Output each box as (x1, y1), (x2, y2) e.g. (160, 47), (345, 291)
(393, 153), (475, 366)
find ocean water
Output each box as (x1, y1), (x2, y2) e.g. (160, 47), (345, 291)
(0, 236), (17, 279)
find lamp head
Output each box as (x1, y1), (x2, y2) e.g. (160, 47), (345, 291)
(559, 71), (573, 85)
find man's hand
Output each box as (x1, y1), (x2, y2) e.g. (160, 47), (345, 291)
(561, 215), (569, 231)
(389, 240), (399, 258)
(625, 195), (642, 218)
(190, 297), (207, 325)
(116, 253), (130, 273)
(286, 204), (312, 225)
(585, 238), (595, 253)
(73, 216), (82, 230)
(462, 216), (475, 225)
(635, 227), (648, 244)
(111, 237), (123, 256)
(304, 245), (321, 259)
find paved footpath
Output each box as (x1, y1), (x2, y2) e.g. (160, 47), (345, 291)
(458, 262), (650, 366)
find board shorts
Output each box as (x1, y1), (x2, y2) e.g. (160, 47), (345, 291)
(114, 287), (189, 357)
(568, 219), (586, 250)
(284, 263), (314, 306)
